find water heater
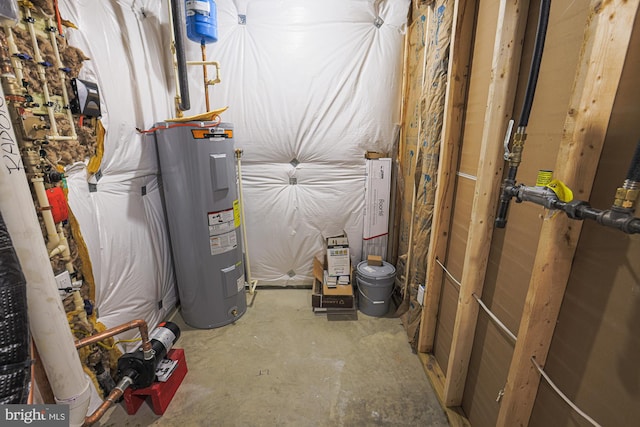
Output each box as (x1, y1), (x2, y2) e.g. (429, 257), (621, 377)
(154, 122), (246, 328)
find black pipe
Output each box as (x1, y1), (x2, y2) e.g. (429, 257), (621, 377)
(518, 0), (551, 128)
(495, 166), (519, 228)
(625, 140), (640, 183)
(561, 200), (640, 234)
(0, 212), (31, 404)
(495, 0), (552, 228)
(171, 0), (190, 111)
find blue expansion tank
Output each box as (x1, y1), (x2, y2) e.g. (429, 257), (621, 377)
(186, 0), (218, 44)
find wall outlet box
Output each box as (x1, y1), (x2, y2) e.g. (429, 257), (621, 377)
(55, 271), (72, 289)
(417, 284), (425, 306)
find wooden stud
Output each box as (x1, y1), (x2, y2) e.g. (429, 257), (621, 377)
(389, 21), (413, 265)
(442, 0), (530, 406)
(418, 353), (471, 427)
(495, 1), (639, 425)
(417, 0), (477, 353)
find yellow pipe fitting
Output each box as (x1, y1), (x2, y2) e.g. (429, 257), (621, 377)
(613, 188), (639, 210)
(508, 132), (527, 168)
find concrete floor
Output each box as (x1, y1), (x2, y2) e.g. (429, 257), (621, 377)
(99, 289), (449, 427)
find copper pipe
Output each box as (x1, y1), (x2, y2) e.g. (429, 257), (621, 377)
(28, 339), (35, 404)
(201, 43), (210, 111)
(75, 319), (152, 353)
(82, 384), (126, 426)
(78, 321), (150, 426)
(32, 341), (55, 403)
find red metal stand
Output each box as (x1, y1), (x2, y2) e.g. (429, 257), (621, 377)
(123, 348), (188, 415)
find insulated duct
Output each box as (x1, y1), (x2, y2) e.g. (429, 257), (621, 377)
(0, 212), (30, 404)
(170, 0), (190, 112)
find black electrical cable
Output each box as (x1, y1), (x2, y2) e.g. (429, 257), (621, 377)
(518, 0), (551, 128)
(625, 140), (640, 183)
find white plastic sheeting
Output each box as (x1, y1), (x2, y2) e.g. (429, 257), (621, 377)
(60, 0), (177, 336)
(59, 0), (407, 329)
(200, 0), (408, 284)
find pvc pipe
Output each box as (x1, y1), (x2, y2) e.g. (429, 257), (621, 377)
(3, 25), (25, 83)
(56, 222), (74, 273)
(46, 135), (76, 141)
(235, 150), (257, 293)
(31, 176), (60, 251)
(24, 7), (59, 137)
(47, 17), (77, 139)
(0, 84), (91, 426)
(187, 60), (221, 85)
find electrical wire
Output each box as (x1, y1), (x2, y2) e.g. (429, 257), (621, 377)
(436, 258), (462, 288)
(136, 118), (221, 134)
(435, 258), (517, 342)
(472, 293), (517, 343)
(530, 356), (603, 427)
(436, 261), (601, 425)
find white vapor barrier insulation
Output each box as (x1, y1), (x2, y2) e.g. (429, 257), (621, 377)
(60, 0), (177, 342)
(200, 0), (408, 284)
(59, 0), (407, 332)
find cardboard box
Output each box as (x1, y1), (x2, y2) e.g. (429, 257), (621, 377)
(362, 158), (391, 260)
(367, 255), (383, 266)
(311, 252), (354, 309)
(311, 278), (355, 309)
(325, 232), (350, 277)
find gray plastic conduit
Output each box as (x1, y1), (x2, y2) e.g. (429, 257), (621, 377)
(171, 0), (190, 111)
(0, 212), (31, 404)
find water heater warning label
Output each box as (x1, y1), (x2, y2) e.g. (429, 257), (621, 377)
(208, 208), (234, 234)
(208, 208), (238, 255)
(210, 230), (237, 255)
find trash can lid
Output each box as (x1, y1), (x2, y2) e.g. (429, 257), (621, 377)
(356, 260), (396, 279)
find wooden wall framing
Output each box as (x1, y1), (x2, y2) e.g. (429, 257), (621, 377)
(496, 1), (640, 425)
(405, 0), (640, 425)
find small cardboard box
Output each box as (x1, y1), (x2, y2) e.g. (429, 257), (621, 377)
(311, 252), (354, 309)
(325, 232), (350, 277)
(367, 255), (383, 266)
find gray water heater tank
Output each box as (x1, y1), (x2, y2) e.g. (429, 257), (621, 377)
(155, 122), (246, 328)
